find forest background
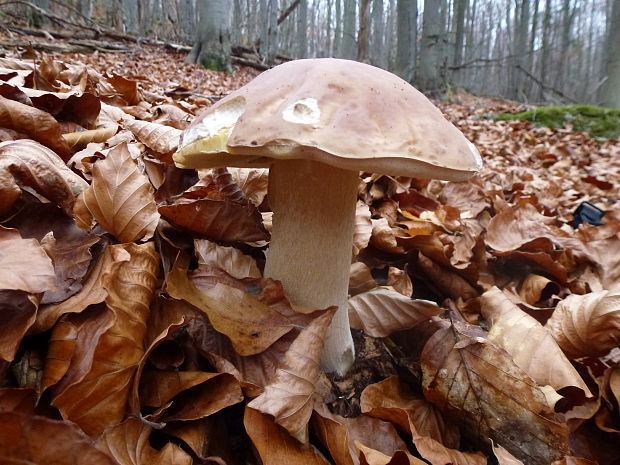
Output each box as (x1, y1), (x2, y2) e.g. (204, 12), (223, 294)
(5, 0), (620, 107)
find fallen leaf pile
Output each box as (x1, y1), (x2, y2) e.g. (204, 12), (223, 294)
(0, 40), (619, 465)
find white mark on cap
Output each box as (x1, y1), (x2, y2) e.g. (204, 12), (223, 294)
(467, 140), (484, 171)
(282, 98), (321, 125)
(181, 96), (246, 147)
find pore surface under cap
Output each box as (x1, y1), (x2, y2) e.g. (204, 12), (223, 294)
(175, 58), (482, 181)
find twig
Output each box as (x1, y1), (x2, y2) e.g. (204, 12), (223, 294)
(516, 64), (578, 104)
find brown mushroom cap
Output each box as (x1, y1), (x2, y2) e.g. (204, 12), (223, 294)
(174, 58), (482, 181)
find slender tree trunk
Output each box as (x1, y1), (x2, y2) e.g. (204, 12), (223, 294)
(342, 0), (357, 59)
(371, 0), (386, 67)
(395, 0), (416, 81)
(297, 0), (308, 57)
(600, 0), (620, 107)
(418, 0), (448, 96)
(186, 0), (233, 71)
(357, 0), (372, 62)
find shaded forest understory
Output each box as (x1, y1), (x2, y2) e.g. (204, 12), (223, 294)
(0, 29), (619, 465)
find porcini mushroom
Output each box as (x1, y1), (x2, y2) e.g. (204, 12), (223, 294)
(173, 58), (482, 375)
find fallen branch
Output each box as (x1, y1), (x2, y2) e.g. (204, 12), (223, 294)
(516, 64), (578, 104)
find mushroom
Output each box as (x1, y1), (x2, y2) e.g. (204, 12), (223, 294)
(173, 58), (482, 375)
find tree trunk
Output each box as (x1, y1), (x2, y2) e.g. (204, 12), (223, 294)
(395, 0), (416, 81)
(342, 0), (357, 59)
(186, 0), (233, 71)
(297, 0), (308, 58)
(371, 0), (385, 67)
(418, 0), (447, 96)
(600, 0), (620, 107)
(357, 0), (372, 62)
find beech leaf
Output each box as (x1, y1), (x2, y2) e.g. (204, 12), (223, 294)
(194, 239), (261, 278)
(348, 287), (443, 337)
(77, 142), (160, 243)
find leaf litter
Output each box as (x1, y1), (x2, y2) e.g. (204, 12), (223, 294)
(0, 37), (618, 465)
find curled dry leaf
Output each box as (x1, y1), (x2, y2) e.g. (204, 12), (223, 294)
(545, 290), (620, 359)
(353, 200), (373, 257)
(228, 167), (269, 206)
(77, 142), (160, 243)
(0, 229), (56, 294)
(421, 320), (569, 465)
(247, 309), (336, 443)
(97, 417), (192, 465)
(51, 242), (159, 436)
(244, 406), (331, 465)
(349, 287), (443, 338)
(0, 388), (36, 414)
(492, 442), (526, 465)
(417, 254), (478, 301)
(480, 287), (591, 398)
(387, 267), (413, 297)
(63, 126), (118, 151)
(194, 239), (261, 278)
(0, 411), (116, 465)
(139, 370), (243, 422)
(0, 139), (88, 217)
(20, 87), (101, 128)
(370, 217), (405, 254)
(0, 94), (71, 160)
(312, 401), (410, 465)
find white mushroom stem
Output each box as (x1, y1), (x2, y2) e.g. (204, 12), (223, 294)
(264, 158), (359, 375)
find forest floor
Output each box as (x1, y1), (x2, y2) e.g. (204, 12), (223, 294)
(1, 32), (620, 465)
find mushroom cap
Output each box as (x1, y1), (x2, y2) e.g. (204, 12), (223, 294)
(174, 58), (482, 181)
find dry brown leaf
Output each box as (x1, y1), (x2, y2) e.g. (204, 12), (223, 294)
(421, 320), (569, 465)
(349, 262), (377, 296)
(417, 254), (478, 301)
(123, 119), (182, 160)
(370, 217), (406, 254)
(41, 318), (78, 393)
(355, 441), (427, 465)
(247, 309), (336, 443)
(63, 126), (118, 151)
(551, 457), (600, 465)
(0, 387), (36, 414)
(0, 230), (56, 294)
(480, 287), (591, 398)
(159, 195), (269, 243)
(97, 417), (192, 465)
(492, 442), (525, 464)
(312, 401), (410, 465)
(0, 411), (116, 464)
(34, 248), (109, 332)
(227, 167), (269, 206)
(354, 200), (373, 257)
(244, 406), (332, 465)
(545, 291), (620, 359)
(360, 375), (459, 449)
(194, 239), (261, 278)
(387, 267), (413, 297)
(349, 287), (443, 338)
(0, 139), (88, 217)
(139, 370), (243, 422)
(51, 243), (159, 436)
(20, 87), (101, 128)
(0, 94), (71, 160)
(0, 291), (39, 362)
(77, 142), (159, 243)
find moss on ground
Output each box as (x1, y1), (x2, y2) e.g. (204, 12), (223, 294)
(494, 105), (620, 139)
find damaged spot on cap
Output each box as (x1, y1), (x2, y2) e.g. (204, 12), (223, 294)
(282, 97), (321, 125)
(181, 96), (247, 147)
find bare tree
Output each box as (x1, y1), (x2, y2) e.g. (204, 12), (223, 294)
(418, 0), (448, 95)
(600, 0), (620, 107)
(395, 0), (417, 81)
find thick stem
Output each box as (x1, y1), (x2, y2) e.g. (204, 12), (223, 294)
(265, 159), (359, 375)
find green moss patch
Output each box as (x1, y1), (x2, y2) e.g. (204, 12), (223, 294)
(494, 105), (620, 139)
